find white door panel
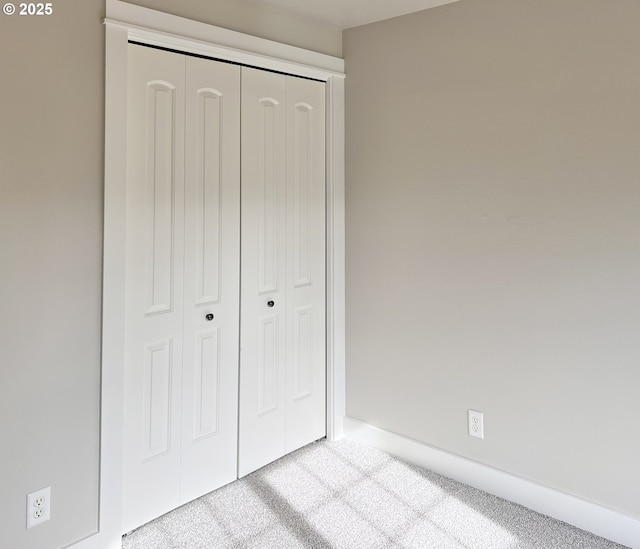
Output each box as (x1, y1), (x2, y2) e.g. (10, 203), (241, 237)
(285, 75), (326, 452)
(239, 68), (288, 477)
(124, 44), (186, 532)
(180, 55), (240, 504)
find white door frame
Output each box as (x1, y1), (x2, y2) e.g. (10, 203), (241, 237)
(87, 3), (345, 548)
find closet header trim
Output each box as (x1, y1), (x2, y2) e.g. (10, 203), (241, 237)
(104, 17), (345, 82)
(128, 41), (325, 83)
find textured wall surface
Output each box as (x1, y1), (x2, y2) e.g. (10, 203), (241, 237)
(344, 0), (640, 516)
(0, 1), (105, 547)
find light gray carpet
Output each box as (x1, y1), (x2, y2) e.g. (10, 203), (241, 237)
(122, 439), (626, 549)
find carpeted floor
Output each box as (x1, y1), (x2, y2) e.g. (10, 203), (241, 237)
(122, 439), (626, 548)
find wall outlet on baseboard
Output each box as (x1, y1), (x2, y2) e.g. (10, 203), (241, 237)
(26, 486), (51, 528)
(468, 409), (484, 439)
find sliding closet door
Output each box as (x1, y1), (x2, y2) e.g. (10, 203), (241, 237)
(123, 44), (186, 532)
(239, 67), (326, 477)
(181, 55), (240, 503)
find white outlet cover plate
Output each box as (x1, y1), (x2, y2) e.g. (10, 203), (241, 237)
(468, 409), (484, 439)
(26, 486), (51, 528)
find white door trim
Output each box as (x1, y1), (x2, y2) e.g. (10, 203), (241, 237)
(89, 4), (345, 548)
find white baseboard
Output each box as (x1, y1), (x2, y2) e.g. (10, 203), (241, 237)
(64, 533), (101, 549)
(343, 417), (640, 549)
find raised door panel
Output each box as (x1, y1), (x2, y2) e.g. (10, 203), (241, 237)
(181, 55), (240, 503)
(285, 77), (326, 452)
(257, 314), (279, 414)
(292, 306), (313, 400)
(258, 97), (281, 294)
(142, 338), (174, 460)
(239, 67), (287, 477)
(192, 328), (220, 440)
(123, 44), (186, 533)
(144, 82), (177, 315)
(194, 88), (223, 306)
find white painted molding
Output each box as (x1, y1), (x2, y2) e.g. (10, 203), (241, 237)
(325, 75), (346, 442)
(344, 417), (640, 549)
(104, 1), (344, 78)
(94, 20), (130, 549)
(64, 533), (101, 549)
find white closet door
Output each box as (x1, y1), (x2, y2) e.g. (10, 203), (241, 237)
(239, 67), (326, 477)
(284, 76), (326, 452)
(123, 44), (186, 531)
(239, 68), (288, 476)
(124, 45), (241, 530)
(180, 55), (240, 503)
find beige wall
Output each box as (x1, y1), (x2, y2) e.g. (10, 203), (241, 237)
(0, 1), (105, 548)
(123, 0), (342, 57)
(344, 0), (640, 517)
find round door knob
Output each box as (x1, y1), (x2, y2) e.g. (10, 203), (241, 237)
(267, 300), (275, 308)
(205, 313), (214, 321)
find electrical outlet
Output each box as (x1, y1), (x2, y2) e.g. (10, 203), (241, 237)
(26, 486), (50, 529)
(468, 409), (484, 439)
